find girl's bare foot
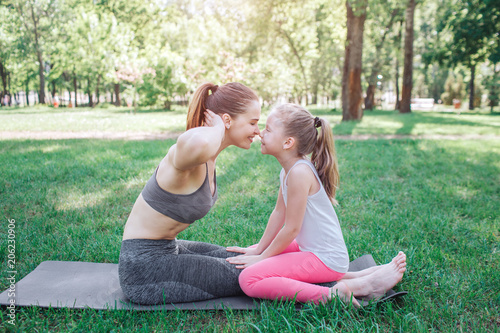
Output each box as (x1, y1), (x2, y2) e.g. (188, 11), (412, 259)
(363, 251), (406, 300)
(330, 282), (360, 307)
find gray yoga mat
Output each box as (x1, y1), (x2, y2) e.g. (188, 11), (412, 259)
(0, 254), (406, 310)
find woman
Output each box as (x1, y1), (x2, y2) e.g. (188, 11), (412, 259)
(119, 82), (261, 305)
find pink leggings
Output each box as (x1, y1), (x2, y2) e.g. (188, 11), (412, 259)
(238, 241), (345, 304)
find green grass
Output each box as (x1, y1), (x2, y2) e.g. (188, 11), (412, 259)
(1, 105), (499, 137)
(1, 135), (499, 331)
(0, 105), (188, 133)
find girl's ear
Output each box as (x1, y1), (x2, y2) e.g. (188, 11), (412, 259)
(283, 137), (295, 150)
(222, 113), (231, 129)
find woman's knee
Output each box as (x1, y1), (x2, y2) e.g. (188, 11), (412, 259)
(238, 267), (260, 296)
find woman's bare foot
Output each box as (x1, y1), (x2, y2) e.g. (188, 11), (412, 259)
(329, 282), (360, 307)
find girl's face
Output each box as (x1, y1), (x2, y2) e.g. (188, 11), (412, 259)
(226, 100), (261, 149)
(260, 112), (286, 156)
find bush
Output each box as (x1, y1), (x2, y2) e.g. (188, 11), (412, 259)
(441, 73), (466, 105)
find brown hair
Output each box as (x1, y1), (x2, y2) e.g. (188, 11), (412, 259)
(274, 103), (339, 204)
(186, 82), (259, 130)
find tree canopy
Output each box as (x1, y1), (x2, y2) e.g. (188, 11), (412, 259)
(0, 0), (499, 115)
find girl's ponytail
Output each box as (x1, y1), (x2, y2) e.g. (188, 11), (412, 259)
(274, 104), (340, 204)
(311, 117), (339, 205)
(186, 83), (219, 130)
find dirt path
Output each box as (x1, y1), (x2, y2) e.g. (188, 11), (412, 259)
(1, 130), (499, 141)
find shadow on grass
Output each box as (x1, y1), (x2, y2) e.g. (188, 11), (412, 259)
(312, 107), (500, 135)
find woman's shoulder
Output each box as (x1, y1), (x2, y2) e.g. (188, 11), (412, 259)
(171, 128), (213, 170)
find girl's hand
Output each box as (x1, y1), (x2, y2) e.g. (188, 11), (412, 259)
(226, 246), (260, 256)
(204, 109), (224, 129)
(226, 254), (263, 269)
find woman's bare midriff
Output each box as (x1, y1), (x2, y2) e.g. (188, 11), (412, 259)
(122, 193), (190, 240)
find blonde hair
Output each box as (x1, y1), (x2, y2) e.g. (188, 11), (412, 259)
(274, 103), (339, 204)
(186, 82), (259, 130)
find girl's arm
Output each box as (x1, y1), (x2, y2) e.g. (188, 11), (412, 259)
(227, 184), (286, 255)
(227, 165), (313, 268)
(171, 110), (225, 171)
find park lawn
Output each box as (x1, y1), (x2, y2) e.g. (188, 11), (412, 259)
(0, 137), (498, 332)
(1, 105), (499, 137)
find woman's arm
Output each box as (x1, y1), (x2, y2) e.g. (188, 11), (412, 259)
(172, 110), (225, 171)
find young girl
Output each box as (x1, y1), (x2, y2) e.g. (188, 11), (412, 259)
(227, 103), (406, 305)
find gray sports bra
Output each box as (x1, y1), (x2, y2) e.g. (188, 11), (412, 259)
(141, 164), (218, 224)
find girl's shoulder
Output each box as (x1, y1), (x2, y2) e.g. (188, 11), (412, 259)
(286, 161), (317, 185)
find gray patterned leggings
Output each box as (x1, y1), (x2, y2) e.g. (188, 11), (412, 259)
(118, 238), (242, 305)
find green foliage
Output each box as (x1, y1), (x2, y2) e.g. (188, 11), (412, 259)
(440, 73), (466, 105)
(0, 0), (499, 110)
(484, 65), (500, 110)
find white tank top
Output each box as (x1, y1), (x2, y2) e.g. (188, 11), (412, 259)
(280, 159), (349, 273)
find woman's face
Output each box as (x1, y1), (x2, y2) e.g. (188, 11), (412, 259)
(226, 100), (261, 149)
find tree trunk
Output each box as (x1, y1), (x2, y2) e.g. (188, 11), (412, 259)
(114, 83), (121, 106)
(25, 74), (30, 106)
(312, 83), (318, 105)
(30, 2), (46, 104)
(364, 9), (399, 111)
(280, 28), (310, 104)
(395, 58), (400, 110)
(51, 81), (56, 97)
(95, 74), (101, 107)
(342, 0), (367, 121)
(73, 73), (78, 107)
(87, 76), (93, 107)
(36, 51), (46, 104)
(0, 59), (7, 97)
(469, 64), (475, 110)
(395, 21), (403, 110)
(365, 83), (376, 110)
(400, 0), (416, 114)
(491, 62), (498, 113)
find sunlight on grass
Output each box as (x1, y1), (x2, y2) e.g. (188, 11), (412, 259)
(52, 187), (112, 211)
(2, 106), (499, 137)
(41, 143), (67, 153)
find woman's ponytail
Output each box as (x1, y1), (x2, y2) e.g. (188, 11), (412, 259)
(186, 83), (219, 130)
(186, 82), (256, 130)
(311, 117), (339, 205)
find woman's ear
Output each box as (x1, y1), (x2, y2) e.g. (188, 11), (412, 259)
(283, 137), (295, 150)
(222, 113), (231, 129)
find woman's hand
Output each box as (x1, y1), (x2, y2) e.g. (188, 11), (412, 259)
(172, 109), (225, 170)
(204, 109), (224, 129)
(226, 254), (263, 269)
